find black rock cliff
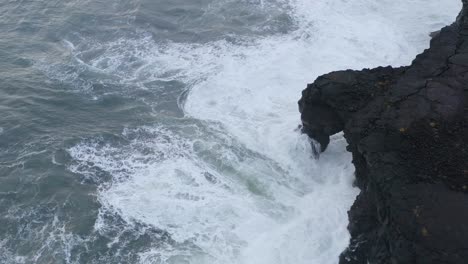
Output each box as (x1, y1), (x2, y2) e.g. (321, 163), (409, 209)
(299, 1), (468, 263)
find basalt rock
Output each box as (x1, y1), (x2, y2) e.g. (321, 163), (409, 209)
(299, 1), (468, 263)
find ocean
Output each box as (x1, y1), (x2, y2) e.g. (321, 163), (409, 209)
(0, 0), (460, 263)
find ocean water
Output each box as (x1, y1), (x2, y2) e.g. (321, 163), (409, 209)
(0, 0), (460, 263)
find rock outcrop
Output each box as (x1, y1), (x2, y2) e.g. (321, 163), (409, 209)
(299, 2), (468, 263)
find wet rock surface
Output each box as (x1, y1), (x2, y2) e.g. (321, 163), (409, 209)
(299, 1), (468, 263)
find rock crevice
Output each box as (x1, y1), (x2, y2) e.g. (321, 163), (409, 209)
(299, 2), (468, 263)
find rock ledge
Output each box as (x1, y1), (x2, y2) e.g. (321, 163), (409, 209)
(299, 2), (468, 263)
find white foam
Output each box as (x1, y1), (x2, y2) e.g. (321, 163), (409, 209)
(65, 0), (461, 263)
(69, 126), (357, 263)
(68, 126), (301, 262)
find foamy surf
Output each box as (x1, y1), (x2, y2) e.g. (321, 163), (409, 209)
(61, 0), (462, 263)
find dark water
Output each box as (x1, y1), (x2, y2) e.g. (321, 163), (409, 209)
(0, 0), (460, 263)
(0, 1), (299, 263)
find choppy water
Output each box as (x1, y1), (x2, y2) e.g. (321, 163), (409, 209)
(0, 0), (460, 263)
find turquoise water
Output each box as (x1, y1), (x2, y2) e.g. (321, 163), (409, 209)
(0, 0), (460, 263)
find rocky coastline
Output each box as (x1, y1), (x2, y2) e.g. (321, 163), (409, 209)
(299, 1), (468, 263)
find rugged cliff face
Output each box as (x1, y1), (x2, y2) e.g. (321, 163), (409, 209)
(299, 1), (468, 263)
